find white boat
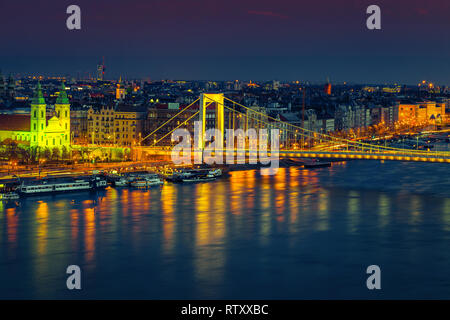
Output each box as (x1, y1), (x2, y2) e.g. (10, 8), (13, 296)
(181, 175), (216, 183)
(92, 176), (108, 189)
(114, 177), (129, 187)
(0, 192), (20, 201)
(130, 175), (164, 188)
(167, 168), (221, 183)
(209, 168), (222, 177)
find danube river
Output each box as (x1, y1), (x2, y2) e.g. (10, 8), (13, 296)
(0, 160), (449, 299)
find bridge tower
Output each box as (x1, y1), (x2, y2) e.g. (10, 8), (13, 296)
(197, 93), (224, 150)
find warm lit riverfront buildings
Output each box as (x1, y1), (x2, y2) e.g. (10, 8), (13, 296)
(0, 73), (448, 157)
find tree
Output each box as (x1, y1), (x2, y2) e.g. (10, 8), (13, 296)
(30, 146), (38, 162)
(115, 149), (124, 161)
(61, 146), (69, 160)
(18, 147), (31, 164)
(43, 147), (51, 160)
(72, 149), (81, 162)
(79, 147), (89, 161)
(5, 141), (19, 161)
(52, 147), (60, 161)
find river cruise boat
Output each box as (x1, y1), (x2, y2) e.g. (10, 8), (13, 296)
(17, 175), (107, 196)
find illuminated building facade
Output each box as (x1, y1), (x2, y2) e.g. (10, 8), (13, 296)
(396, 102), (446, 125)
(0, 82), (71, 150)
(87, 105), (115, 145)
(114, 105), (146, 146)
(87, 104), (146, 146)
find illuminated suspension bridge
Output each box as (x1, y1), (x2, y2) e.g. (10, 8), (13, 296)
(135, 93), (450, 163)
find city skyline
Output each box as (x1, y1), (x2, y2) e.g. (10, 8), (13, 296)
(1, 60), (449, 87)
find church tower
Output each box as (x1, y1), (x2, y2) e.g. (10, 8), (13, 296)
(116, 76), (126, 100)
(30, 81), (47, 148)
(55, 82), (71, 146)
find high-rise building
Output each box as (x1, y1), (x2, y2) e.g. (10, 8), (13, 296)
(96, 58), (105, 81)
(96, 64), (104, 81)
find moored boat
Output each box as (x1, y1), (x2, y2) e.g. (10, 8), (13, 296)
(17, 175), (107, 196)
(129, 174), (164, 188)
(0, 192), (20, 201)
(0, 180), (20, 201)
(114, 177), (129, 187)
(166, 168), (221, 183)
(303, 159), (331, 168)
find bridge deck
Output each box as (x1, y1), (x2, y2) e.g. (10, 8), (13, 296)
(135, 147), (450, 163)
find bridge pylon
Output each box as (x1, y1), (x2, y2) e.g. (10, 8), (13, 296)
(197, 93), (225, 151)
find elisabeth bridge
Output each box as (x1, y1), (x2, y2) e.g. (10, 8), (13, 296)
(133, 93), (450, 164)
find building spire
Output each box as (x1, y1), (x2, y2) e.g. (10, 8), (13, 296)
(56, 82), (69, 104)
(32, 81), (45, 104)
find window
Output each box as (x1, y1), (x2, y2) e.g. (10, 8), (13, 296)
(34, 110), (37, 118)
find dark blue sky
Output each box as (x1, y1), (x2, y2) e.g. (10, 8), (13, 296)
(1, 0), (449, 84)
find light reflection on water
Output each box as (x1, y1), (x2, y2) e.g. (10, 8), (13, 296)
(0, 160), (449, 299)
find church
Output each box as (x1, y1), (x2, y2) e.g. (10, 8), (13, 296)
(0, 82), (71, 150)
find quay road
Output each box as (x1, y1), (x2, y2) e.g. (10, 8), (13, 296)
(0, 160), (173, 180)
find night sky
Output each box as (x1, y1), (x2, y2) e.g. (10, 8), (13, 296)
(1, 0), (449, 84)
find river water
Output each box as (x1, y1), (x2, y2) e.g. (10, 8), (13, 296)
(0, 160), (449, 299)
